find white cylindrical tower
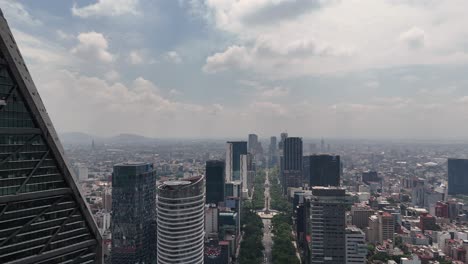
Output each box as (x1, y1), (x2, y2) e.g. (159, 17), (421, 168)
(157, 176), (205, 264)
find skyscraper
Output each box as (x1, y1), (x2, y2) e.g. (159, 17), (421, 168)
(0, 10), (102, 263)
(111, 162), (156, 264)
(225, 141), (247, 182)
(157, 176), (205, 264)
(309, 187), (351, 264)
(283, 137), (303, 192)
(248, 134), (258, 154)
(206, 160), (225, 205)
(269, 136), (277, 166)
(305, 155), (340, 187)
(448, 158), (468, 195)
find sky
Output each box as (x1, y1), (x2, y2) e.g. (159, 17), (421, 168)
(3, 0), (468, 139)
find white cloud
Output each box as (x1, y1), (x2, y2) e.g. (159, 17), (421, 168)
(203, 45), (251, 73)
(169, 89), (183, 96)
(72, 0), (140, 18)
(129, 50), (144, 64)
(165, 51), (183, 64)
(200, 0), (468, 77)
(365, 81), (380, 89)
(104, 70), (120, 82)
(71, 32), (114, 63)
(0, 0), (41, 26)
(56, 30), (74, 40)
(260, 86), (289, 97)
(399, 27), (426, 49)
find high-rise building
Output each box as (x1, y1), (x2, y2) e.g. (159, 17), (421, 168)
(351, 205), (375, 229)
(378, 211), (394, 243)
(269, 136), (277, 166)
(283, 137), (303, 192)
(157, 176), (205, 264)
(362, 171), (380, 185)
(225, 141), (247, 182)
(206, 160), (225, 205)
(240, 153), (255, 198)
(448, 158), (468, 195)
(111, 162), (156, 264)
(345, 226), (367, 264)
(0, 11), (102, 263)
(309, 187), (351, 264)
(305, 155), (340, 187)
(248, 134), (258, 154)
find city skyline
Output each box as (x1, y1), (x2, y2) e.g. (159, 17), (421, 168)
(3, 1), (468, 138)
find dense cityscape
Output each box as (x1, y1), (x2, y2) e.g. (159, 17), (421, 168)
(2, 2), (468, 264)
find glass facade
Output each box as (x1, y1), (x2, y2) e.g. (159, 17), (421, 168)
(0, 11), (101, 264)
(448, 158), (468, 195)
(111, 162), (156, 264)
(205, 160), (225, 205)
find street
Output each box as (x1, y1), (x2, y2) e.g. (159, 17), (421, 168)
(262, 170), (273, 264)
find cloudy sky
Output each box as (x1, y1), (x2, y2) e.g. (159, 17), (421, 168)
(3, 0), (468, 139)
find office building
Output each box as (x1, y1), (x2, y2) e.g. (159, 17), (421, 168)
(351, 205), (375, 229)
(0, 11), (102, 263)
(248, 134), (258, 154)
(206, 160), (225, 205)
(378, 211), (394, 243)
(240, 153), (255, 197)
(283, 137), (303, 192)
(448, 158), (468, 195)
(309, 187), (351, 264)
(366, 215), (379, 243)
(362, 171), (380, 185)
(205, 204), (219, 238)
(345, 226), (367, 264)
(269, 136), (277, 166)
(74, 163), (89, 181)
(157, 176), (205, 264)
(225, 141), (247, 182)
(305, 155), (340, 187)
(111, 162), (156, 264)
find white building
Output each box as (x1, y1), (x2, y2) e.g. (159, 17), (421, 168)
(157, 177), (205, 264)
(401, 254), (421, 264)
(345, 226), (367, 264)
(205, 205), (218, 238)
(74, 163), (88, 181)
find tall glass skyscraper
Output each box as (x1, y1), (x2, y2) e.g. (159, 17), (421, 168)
(448, 158), (468, 195)
(282, 137), (303, 192)
(304, 155), (341, 187)
(0, 9), (102, 263)
(111, 162), (156, 264)
(205, 160), (225, 205)
(225, 141), (247, 182)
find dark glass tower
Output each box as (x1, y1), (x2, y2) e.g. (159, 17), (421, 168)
(305, 155), (340, 187)
(283, 137), (303, 192)
(0, 10), (102, 263)
(310, 187), (351, 264)
(111, 162), (156, 264)
(226, 141), (247, 181)
(248, 134), (258, 153)
(206, 160), (225, 205)
(448, 158), (468, 195)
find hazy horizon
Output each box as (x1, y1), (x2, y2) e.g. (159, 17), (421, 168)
(3, 1), (468, 138)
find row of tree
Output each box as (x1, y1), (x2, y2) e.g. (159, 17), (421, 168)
(268, 169), (300, 264)
(269, 169), (291, 212)
(251, 170), (266, 210)
(239, 204), (264, 264)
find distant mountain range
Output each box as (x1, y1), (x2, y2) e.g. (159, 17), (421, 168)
(59, 132), (157, 145)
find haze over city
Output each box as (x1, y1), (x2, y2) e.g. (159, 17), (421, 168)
(2, 0), (468, 138)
